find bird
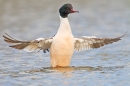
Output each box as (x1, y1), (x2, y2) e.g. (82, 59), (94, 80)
(3, 3), (126, 68)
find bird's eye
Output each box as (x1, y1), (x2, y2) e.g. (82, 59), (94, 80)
(66, 8), (69, 10)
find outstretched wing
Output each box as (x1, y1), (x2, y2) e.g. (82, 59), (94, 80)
(3, 33), (53, 53)
(74, 33), (126, 52)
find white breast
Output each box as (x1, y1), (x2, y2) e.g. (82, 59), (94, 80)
(50, 16), (74, 67)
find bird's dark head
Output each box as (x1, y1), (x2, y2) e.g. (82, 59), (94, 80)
(59, 3), (79, 18)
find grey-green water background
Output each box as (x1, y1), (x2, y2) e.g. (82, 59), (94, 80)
(0, 0), (130, 86)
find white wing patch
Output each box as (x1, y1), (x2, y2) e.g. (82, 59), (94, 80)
(3, 33), (53, 53)
(74, 34), (125, 52)
(24, 44), (40, 52)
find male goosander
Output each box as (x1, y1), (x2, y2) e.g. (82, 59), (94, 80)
(3, 3), (126, 67)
